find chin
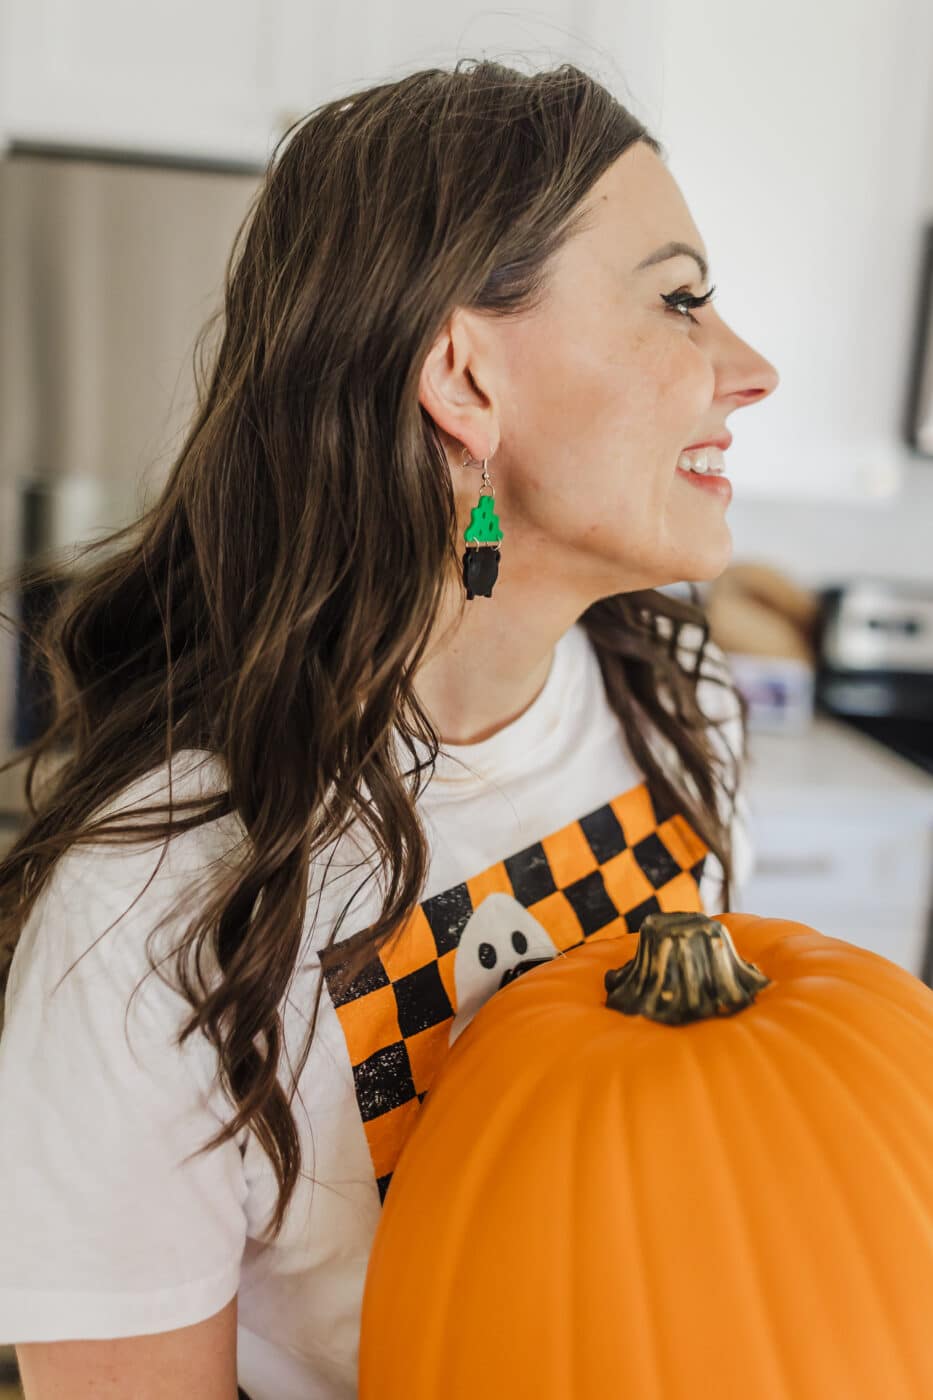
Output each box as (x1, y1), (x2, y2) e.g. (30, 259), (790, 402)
(686, 541), (733, 584)
(664, 527), (732, 583)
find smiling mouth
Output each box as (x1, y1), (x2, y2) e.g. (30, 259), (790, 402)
(676, 444), (728, 475)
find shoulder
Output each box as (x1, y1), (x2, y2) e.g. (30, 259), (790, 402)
(67, 746), (241, 879)
(82, 747), (237, 846)
(9, 748), (244, 1001)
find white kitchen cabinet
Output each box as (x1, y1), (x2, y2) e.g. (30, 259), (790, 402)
(0, 0), (598, 165)
(270, 0), (605, 149)
(0, 0), (281, 164)
(739, 713), (933, 981)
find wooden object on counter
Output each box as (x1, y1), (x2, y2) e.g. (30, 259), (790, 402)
(706, 559), (821, 664)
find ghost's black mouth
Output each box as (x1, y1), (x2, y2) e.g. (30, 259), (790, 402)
(498, 957), (551, 990)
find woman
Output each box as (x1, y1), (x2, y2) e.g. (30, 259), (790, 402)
(0, 58), (778, 1399)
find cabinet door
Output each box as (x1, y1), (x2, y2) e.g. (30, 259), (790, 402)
(0, 0), (279, 163)
(739, 813), (933, 978)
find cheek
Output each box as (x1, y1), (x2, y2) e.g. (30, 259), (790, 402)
(629, 327), (707, 403)
(663, 333), (716, 410)
(498, 321), (710, 523)
(599, 322), (697, 419)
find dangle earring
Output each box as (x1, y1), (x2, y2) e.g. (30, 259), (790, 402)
(459, 447), (503, 600)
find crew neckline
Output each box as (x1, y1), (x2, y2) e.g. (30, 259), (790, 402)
(403, 620), (591, 796)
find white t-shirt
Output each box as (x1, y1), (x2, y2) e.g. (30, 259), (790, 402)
(0, 618), (753, 1399)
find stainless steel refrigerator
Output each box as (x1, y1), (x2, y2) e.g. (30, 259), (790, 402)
(0, 144), (263, 821)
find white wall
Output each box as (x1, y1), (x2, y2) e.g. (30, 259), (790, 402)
(657, 0), (933, 586)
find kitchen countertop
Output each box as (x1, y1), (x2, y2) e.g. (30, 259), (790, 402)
(743, 711), (933, 813)
(736, 710), (933, 983)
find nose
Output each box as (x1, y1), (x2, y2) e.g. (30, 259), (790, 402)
(712, 319), (781, 409)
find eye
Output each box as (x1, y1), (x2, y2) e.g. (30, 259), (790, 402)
(661, 284), (717, 325)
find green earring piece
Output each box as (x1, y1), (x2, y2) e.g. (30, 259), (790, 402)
(463, 494), (503, 545)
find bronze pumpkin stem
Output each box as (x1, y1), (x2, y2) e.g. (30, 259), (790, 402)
(604, 911), (773, 1026)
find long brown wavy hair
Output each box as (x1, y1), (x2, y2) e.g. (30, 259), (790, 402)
(0, 59), (749, 1239)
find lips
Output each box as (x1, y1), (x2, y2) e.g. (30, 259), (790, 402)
(682, 432), (733, 451)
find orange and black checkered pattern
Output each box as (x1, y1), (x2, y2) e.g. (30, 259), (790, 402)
(321, 780), (709, 1204)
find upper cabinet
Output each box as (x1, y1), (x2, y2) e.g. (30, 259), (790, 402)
(0, 0), (667, 166)
(0, 0), (282, 166)
(2, 0), (931, 501)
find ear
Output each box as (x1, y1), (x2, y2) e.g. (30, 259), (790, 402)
(418, 308), (499, 463)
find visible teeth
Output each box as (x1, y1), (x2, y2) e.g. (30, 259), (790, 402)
(677, 445), (726, 475)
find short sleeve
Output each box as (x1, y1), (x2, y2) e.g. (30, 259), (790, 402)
(0, 832), (249, 1343)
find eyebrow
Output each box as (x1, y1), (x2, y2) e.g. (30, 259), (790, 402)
(635, 241), (709, 283)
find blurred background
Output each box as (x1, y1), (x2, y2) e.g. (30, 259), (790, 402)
(1, 5), (932, 1381)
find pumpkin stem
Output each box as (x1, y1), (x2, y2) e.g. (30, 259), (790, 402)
(604, 911), (772, 1026)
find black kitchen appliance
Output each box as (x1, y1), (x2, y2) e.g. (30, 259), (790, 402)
(815, 578), (933, 775)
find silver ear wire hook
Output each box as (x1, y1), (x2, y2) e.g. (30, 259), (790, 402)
(459, 447), (494, 497)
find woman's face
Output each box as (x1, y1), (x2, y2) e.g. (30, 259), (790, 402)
(429, 140), (780, 598)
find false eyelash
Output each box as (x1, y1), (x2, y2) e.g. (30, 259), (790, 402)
(661, 284), (717, 324)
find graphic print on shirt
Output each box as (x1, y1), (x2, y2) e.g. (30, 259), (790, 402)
(321, 780), (708, 1204)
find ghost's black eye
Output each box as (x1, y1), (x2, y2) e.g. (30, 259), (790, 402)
(478, 942), (497, 969)
(511, 930), (528, 955)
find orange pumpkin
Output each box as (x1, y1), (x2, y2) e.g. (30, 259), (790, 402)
(359, 910), (933, 1399)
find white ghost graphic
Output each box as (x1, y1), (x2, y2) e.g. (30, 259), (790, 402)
(448, 892), (561, 1046)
